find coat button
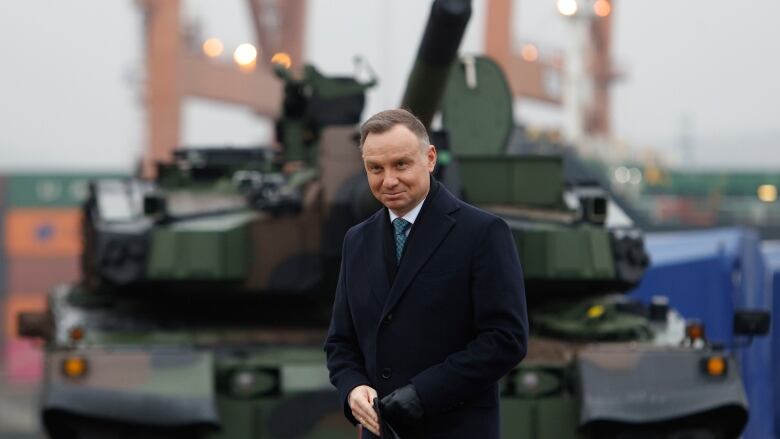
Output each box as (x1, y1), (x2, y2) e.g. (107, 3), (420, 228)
(383, 313), (393, 324)
(381, 368), (392, 380)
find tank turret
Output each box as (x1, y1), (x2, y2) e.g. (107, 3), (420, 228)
(81, 65), (376, 303)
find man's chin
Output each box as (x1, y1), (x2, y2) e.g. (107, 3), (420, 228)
(383, 199), (410, 213)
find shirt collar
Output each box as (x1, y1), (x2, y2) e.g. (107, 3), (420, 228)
(388, 197), (425, 226)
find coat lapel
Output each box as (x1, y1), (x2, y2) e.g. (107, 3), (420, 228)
(380, 184), (460, 320)
(364, 212), (391, 307)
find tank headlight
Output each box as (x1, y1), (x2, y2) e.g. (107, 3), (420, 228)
(231, 371), (256, 397)
(227, 369), (279, 398)
(520, 372), (539, 391)
(62, 356), (88, 378)
(702, 355), (727, 377)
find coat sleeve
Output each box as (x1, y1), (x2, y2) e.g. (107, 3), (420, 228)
(410, 217), (528, 416)
(324, 230), (372, 425)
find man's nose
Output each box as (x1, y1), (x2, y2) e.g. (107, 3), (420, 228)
(383, 172), (399, 188)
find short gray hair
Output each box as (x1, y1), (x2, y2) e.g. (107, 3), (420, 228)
(359, 108), (430, 151)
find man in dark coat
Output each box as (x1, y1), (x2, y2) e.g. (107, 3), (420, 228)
(325, 108), (528, 438)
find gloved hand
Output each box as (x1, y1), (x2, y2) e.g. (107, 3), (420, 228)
(373, 397), (401, 439)
(380, 384), (425, 428)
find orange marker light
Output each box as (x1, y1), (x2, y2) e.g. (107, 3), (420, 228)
(704, 356), (727, 377)
(69, 326), (85, 342)
(685, 321), (706, 341)
(62, 356), (88, 378)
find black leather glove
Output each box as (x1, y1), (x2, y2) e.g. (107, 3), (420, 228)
(373, 397), (401, 439)
(380, 384), (425, 428)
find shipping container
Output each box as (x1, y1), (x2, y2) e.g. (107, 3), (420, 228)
(3, 338), (43, 383)
(762, 241), (780, 438)
(4, 208), (82, 257)
(7, 256), (79, 294)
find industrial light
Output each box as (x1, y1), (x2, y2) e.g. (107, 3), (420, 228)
(234, 43), (258, 72)
(62, 356), (88, 378)
(593, 0), (611, 17)
(557, 0), (578, 16)
(202, 37), (224, 58)
(520, 44), (539, 62)
(271, 52), (292, 69)
(629, 168), (643, 185)
(757, 184), (777, 203)
(614, 166), (631, 184)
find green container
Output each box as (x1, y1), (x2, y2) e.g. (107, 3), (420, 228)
(7, 173), (123, 207)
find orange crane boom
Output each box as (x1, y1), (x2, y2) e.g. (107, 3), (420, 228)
(138, 0), (304, 177)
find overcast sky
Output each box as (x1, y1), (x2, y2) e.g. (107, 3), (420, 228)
(1, 0), (778, 171)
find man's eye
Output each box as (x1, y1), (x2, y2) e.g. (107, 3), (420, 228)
(396, 162), (408, 169)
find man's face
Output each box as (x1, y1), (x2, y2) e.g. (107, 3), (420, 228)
(362, 124), (436, 216)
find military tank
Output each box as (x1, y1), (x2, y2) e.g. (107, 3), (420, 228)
(434, 54), (771, 438)
(19, 64), (378, 438)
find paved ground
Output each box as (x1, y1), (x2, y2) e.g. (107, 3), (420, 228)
(0, 391), (41, 437)
(0, 341), (42, 438)
(0, 377), (41, 437)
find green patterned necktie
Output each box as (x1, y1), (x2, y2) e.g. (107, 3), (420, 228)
(393, 218), (411, 264)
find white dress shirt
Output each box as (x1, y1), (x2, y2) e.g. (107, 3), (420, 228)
(388, 198), (425, 237)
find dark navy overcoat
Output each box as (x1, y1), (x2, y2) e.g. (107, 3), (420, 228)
(325, 182), (528, 439)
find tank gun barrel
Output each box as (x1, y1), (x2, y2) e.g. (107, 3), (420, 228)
(401, 0), (472, 130)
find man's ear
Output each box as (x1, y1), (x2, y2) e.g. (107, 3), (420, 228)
(427, 145), (437, 172)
